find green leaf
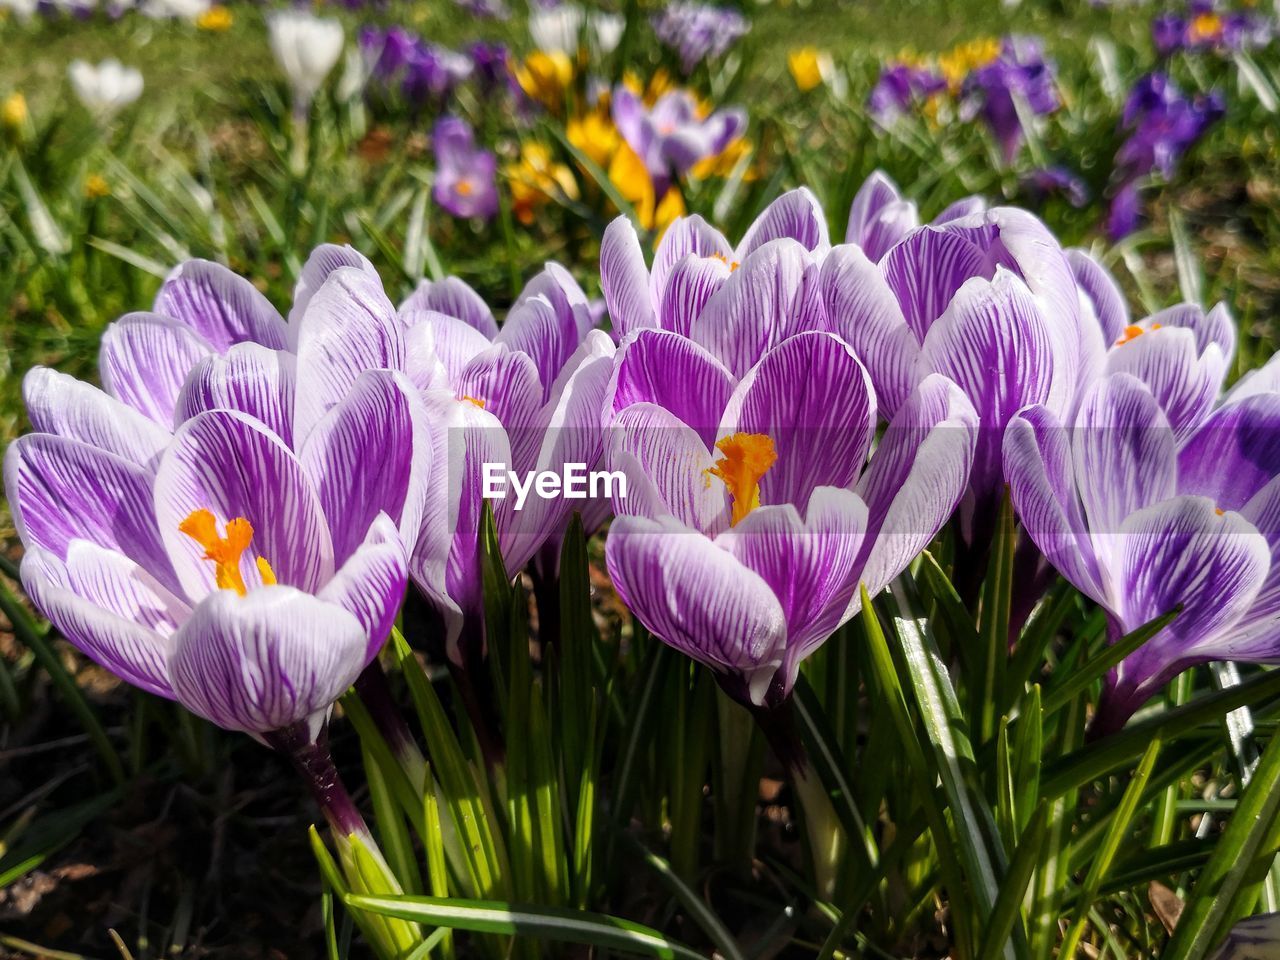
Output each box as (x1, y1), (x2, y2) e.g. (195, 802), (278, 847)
(1041, 606), (1181, 715)
(859, 586), (978, 956)
(392, 629), (510, 900)
(1042, 668), (1280, 798)
(346, 893), (706, 959)
(1164, 729), (1280, 960)
(622, 835), (747, 960)
(978, 801), (1049, 960)
(975, 491), (1015, 742)
(1059, 737), (1162, 958)
(792, 676), (878, 874)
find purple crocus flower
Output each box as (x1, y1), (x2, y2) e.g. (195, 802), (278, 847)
(611, 86), (746, 196)
(844, 170), (986, 262)
(453, 0), (509, 19)
(962, 36), (1060, 164)
(1153, 13), (1189, 56)
(5, 394), (415, 739)
(867, 62), (946, 123)
(818, 206), (1105, 540)
(1006, 372), (1280, 733)
(1116, 72), (1225, 182)
(604, 330), (977, 707)
(1106, 72), (1225, 239)
(650, 2), (751, 74)
(292, 245), (615, 660)
(432, 116), (498, 221)
(599, 187), (830, 348)
(1071, 248), (1235, 442)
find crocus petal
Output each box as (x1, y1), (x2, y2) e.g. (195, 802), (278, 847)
(721, 331), (876, 509)
(650, 214), (733, 307)
(690, 239), (819, 378)
(455, 345), (544, 457)
(154, 259), (288, 351)
(819, 243), (921, 414)
(21, 547), (176, 699)
(1004, 404), (1106, 603)
(607, 402), (727, 532)
(155, 410), (335, 600)
(718, 487), (869, 692)
(932, 196), (987, 224)
(1067, 248), (1129, 345)
(881, 227), (988, 342)
(175, 343), (297, 446)
(1147, 302), (1236, 359)
(402, 312), (489, 391)
(735, 188), (830, 259)
(293, 266), (404, 445)
(1105, 326), (1223, 442)
(659, 253), (731, 338)
(1224, 353), (1280, 406)
(23, 366), (169, 465)
(605, 515), (788, 705)
(845, 171), (920, 261)
(401, 275), (499, 338)
(599, 216), (658, 338)
(494, 293), (580, 391)
(1101, 497), (1269, 726)
(503, 334), (616, 571)
(5, 434), (170, 579)
(99, 312), (216, 427)
(606, 328), (735, 448)
(169, 586), (369, 734)
(300, 370), (429, 565)
(855, 374), (978, 595)
(317, 512), (408, 659)
(917, 270), (1062, 498)
(1073, 373), (1177, 540)
(515, 262), (593, 341)
(1178, 393), (1280, 511)
(289, 243), (379, 335)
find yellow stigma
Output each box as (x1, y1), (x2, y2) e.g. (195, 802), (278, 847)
(179, 508), (276, 596)
(706, 433), (778, 527)
(709, 252), (740, 272)
(461, 395), (486, 409)
(196, 4), (233, 30)
(456, 179), (475, 197)
(1115, 321), (1163, 346)
(1188, 12), (1224, 43)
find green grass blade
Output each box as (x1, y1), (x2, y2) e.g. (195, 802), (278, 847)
(978, 801), (1049, 960)
(346, 893), (706, 960)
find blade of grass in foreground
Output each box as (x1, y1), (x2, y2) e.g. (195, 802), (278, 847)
(345, 893), (706, 960)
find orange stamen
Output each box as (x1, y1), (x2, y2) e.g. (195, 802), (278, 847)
(706, 433), (778, 526)
(179, 508), (276, 596)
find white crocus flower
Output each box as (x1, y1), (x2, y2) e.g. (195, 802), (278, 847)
(267, 10), (345, 114)
(528, 4), (584, 54)
(68, 60), (144, 119)
(529, 5), (624, 56)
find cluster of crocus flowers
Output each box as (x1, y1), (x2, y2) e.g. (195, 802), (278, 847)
(650, 1), (751, 75)
(1107, 71), (1224, 240)
(1152, 1), (1274, 56)
(959, 35), (1059, 164)
(359, 26), (474, 108)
